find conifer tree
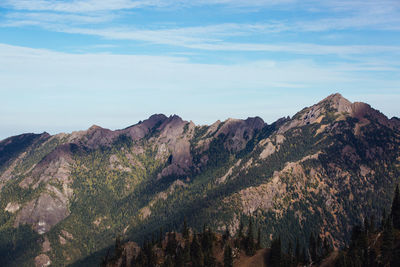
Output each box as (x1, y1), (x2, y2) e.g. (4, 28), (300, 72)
(391, 184), (400, 229)
(191, 232), (204, 267)
(245, 218), (256, 256)
(269, 236), (281, 267)
(364, 218), (370, 236)
(151, 232), (156, 246)
(235, 220), (244, 249)
(163, 255), (174, 267)
(166, 232), (177, 256)
(309, 233), (317, 263)
(381, 217), (394, 266)
(224, 244), (233, 267)
(175, 245), (184, 267)
(317, 234), (322, 261)
(288, 241), (293, 266)
(302, 247), (309, 264)
(182, 217), (189, 239)
(369, 214), (375, 233)
(295, 238), (300, 265)
(202, 227), (216, 267)
(257, 227), (262, 249)
(222, 227), (230, 246)
(381, 209), (387, 230)
(114, 235), (123, 260)
(158, 227), (163, 248)
(183, 239), (191, 264)
(238, 220), (244, 242)
(323, 238), (331, 258)
(391, 239), (400, 267)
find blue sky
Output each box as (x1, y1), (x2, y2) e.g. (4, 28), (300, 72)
(1, 0), (400, 139)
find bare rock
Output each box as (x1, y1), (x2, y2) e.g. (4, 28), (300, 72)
(5, 202), (20, 213)
(15, 192), (70, 234)
(42, 236), (51, 252)
(215, 117), (265, 151)
(34, 254), (51, 267)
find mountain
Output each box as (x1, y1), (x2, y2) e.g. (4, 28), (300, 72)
(0, 93), (399, 266)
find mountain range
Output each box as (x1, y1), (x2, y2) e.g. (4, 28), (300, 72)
(1, 93), (399, 267)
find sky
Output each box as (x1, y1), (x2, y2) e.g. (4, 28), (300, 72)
(1, 0), (400, 139)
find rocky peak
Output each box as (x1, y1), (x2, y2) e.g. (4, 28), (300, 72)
(244, 116), (265, 128)
(87, 125), (102, 131)
(158, 115), (185, 132)
(121, 114), (168, 141)
(140, 114), (168, 129)
(317, 93), (353, 113)
(214, 116), (265, 151)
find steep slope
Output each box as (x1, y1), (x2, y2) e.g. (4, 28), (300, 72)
(0, 93), (399, 266)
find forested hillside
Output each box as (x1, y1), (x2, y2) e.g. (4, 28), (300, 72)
(102, 185), (400, 266)
(0, 93), (399, 266)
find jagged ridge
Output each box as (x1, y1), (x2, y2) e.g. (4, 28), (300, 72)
(0, 93), (399, 267)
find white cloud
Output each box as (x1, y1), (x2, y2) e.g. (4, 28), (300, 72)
(26, 24), (400, 56)
(4, 12), (115, 25)
(2, 0), (298, 13)
(0, 43), (346, 92)
(2, 0), (151, 13)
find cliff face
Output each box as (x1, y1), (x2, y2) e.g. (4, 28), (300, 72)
(0, 93), (399, 266)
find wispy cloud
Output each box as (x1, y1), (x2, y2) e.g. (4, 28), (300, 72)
(10, 22), (398, 56)
(4, 12), (115, 26)
(1, 43), (398, 94)
(2, 0), (299, 13)
(2, 0), (153, 13)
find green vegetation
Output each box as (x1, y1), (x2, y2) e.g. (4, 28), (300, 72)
(1, 97), (400, 266)
(0, 225), (41, 267)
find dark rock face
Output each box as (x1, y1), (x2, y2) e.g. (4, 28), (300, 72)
(15, 191), (70, 234)
(121, 114), (168, 141)
(0, 133), (49, 170)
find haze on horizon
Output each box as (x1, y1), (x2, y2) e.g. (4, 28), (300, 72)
(1, 0), (400, 140)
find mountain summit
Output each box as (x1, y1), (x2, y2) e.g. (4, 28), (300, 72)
(0, 94), (399, 266)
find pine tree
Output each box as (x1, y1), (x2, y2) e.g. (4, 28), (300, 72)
(370, 214), (376, 233)
(238, 220), (244, 248)
(381, 217), (394, 266)
(364, 218), (370, 236)
(175, 245), (184, 267)
(381, 209), (387, 230)
(114, 235), (123, 260)
(391, 184), (400, 229)
(182, 217), (189, 239)
(287, 241), (293, 266)
(166, 232), (177, 256)
(202, 227), (216, 267)
(147, 240), (157, 267)
(391, 240), (400, 267)
(323, 238), (331, 258)
(295, 238), (300, 265)
(224, 244), (233, 267)
(158, 227), (163, 248)
(317, 234), (322, 261)
(269, 236), (281, 267)
(163, 255), (174, 267)
(302, 246), (309, 264)
(151, 232), (156, 246)
(222, 227), (230, 246)
(183, 239), (191, 264)
(191, 233), (204, 267)
(101, 248), (110, 267)
(257, 227), (262, 249)
(245, 218), (256, 256)
(309, 233), (317, 263)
